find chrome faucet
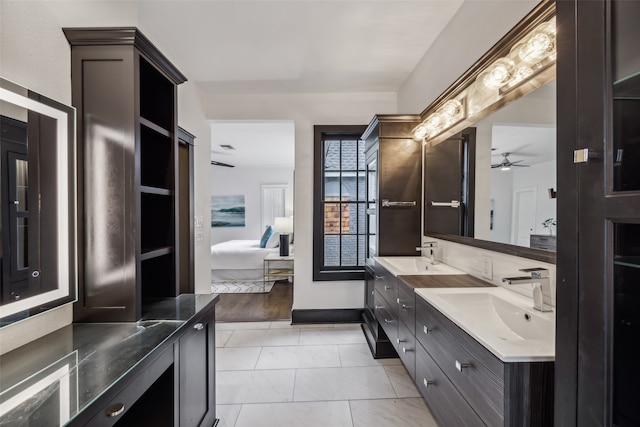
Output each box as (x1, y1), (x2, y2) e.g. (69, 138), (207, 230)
(416, 241), (438, 265)
(502, 268), (552, 312)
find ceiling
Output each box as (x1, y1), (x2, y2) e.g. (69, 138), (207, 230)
(138, 0), (464, 95)
(136, 1), (466, 167)
(210, 120), (295, 168)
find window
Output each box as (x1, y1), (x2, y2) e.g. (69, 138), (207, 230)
(313, 125), (367, 281)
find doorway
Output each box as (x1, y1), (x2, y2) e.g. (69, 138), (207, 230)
(210, 120), (295, 322)
(511, 187), (537, 246)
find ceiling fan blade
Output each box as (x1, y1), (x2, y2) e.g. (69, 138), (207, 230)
(511, 164), (530, 167)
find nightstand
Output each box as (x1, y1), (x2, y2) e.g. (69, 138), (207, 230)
(263, 253), (294, 285)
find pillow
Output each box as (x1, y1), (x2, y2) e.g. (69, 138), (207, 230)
(266, 231), (280, 248)
(259, 225), (274, 248)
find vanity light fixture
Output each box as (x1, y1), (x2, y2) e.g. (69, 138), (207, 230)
(411, 4), (556, 144)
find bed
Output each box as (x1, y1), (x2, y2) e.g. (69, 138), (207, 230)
(210, 239), (279, 281)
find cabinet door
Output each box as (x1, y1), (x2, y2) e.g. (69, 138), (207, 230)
(557, 1), (640, 425)
(179, 316), (215, 427)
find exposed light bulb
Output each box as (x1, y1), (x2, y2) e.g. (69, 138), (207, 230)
(517, 21), (556, 64)
(501, 165), (511, 171)
(413, 125), (427, 140)
(476, 58), (516, 93)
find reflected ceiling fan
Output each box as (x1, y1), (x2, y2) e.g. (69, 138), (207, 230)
(491, 152), (529, 170)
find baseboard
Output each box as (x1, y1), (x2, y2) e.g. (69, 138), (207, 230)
(291, 308), (363, 324)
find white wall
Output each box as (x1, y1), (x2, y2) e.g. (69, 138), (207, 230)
(397, 0), (539, 114)
(177, 81), (215, 294)
(210, 167), (294, 245)
(204, 92), (397, 310)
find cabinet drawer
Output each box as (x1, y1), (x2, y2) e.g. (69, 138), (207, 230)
(397, 320), (416, 380)
(374, 264), (397, 304)
(416, 343), (484, 427)
(374, 290), (398, 351)
(397, 280), (416, 336)
(416, 296), (504, 426)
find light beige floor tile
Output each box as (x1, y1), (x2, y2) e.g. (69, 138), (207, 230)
(217, 347), (262, 371)
(216, 321), (272, 331)
(255, 345), (340, 369)
(338, 344), (402, 367)
(350, 398), (438, 427)
(225, 328), (300, 347)
(217, 369), (296, 404)
(384, 365), (421, 398)
(293, 366), (396, 401)
(216, 330), (234, 348)
(235, 401), (353, 427)
(216, 404), (242, 427)
(298, 328), (366, 345)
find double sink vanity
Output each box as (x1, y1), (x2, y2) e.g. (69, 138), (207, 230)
(364, 256), (555, 427)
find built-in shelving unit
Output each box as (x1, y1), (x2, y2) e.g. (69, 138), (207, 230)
(65, 27), (187, 322)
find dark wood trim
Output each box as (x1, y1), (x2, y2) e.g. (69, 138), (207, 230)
(554, 0), (579, 425)
(291, 308), (363, 324)
(504, 362), (555, 426)
(361, 114), (421, 141)
(465, 128), (476, 237)
(426, 233), (556, 264)
(177, 127), (195, 294)
(312, 125), (368, 282)
(63, 27), (187, 84)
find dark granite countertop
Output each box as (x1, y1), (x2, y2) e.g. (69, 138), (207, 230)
(0, 293), (218, 426)
(398, 274), (494, 289)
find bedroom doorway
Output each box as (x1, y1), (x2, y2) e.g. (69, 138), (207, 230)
(210, 120), (295, 322)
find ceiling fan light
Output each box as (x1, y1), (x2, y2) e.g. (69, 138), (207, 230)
(501, 165), (511, 171)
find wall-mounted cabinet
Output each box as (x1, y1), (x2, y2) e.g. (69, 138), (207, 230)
(64, 28), (187, 322)
(361, 115), (422, 358)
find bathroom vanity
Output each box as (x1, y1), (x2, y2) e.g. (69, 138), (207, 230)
(371, 257), (555, 426)
(0, 294), (218, 426)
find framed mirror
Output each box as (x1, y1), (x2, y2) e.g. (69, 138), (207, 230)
(0, 77), (77, 325)
(418, 1), (556, 264)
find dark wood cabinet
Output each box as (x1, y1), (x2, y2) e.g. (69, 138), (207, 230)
(177, 313), (216, 427)
(556, 1), (640, 425)
(361, 114), (422, 358)
(64, 28), (188, 322)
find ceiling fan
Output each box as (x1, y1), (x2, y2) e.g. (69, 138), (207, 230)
(491, 152), (529, 170)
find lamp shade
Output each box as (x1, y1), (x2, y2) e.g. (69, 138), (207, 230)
(273, 216), (293, 234)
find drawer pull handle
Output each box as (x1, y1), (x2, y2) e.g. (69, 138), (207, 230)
(384, 285), (392, 291)
(423, 325), (433, 334)
(396, 338), (401, 344)
(423, 379), (437, 388)
(402, 346), (412, 354)
(375, 305), (383, 309)
(375, 276), (383, 280)
(106, 403), (125, 417)
(193, 322), (204, 331)
(384, 318), (393, 324)
(402, 303), (412, 310)
(371, 291), (375, 296)
(455, 360), (469, 372)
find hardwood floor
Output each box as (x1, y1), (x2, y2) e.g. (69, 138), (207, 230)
(215, 280), (293, 322)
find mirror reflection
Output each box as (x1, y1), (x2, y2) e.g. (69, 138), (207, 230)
(0, 78), (76, 325)
(425, 79), (556, 252)
(475, 81), (556, 250)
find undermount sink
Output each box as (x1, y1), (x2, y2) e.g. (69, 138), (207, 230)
(436, 292), (552, 341)
(376, 257), (465, 276)
(415, 287), (555, 362)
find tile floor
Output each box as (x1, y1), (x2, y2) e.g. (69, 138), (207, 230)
(215, 321), (439, 427)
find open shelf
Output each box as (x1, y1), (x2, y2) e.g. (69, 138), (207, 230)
(141, 185), (171, 196)
(141, 252), (175, 299)
(140, 124), (173, 189)
(141, 192), (173, 249)
(139, 57), (174, 130)
(141, 246), (173, 261)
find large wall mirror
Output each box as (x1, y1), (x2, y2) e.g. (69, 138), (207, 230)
(0, 77), (76, 326)
(418, 1), (556, 263)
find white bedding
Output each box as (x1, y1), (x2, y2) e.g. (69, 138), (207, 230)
(210, 240), (277, 271)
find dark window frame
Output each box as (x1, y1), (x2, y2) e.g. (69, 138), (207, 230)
(313, 125), (367, 281)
